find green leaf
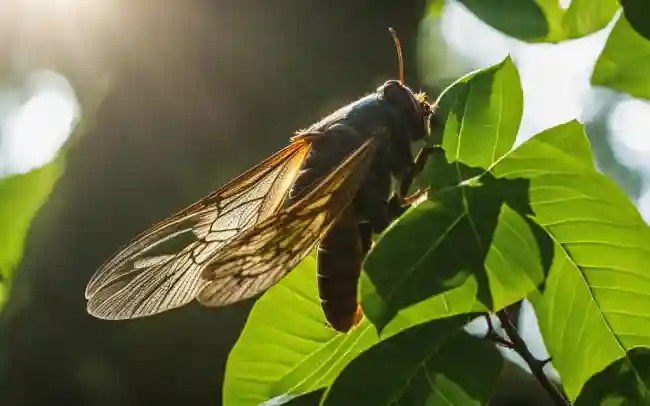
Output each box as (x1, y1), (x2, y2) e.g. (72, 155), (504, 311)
(262, 389), (326, 406)
(533, 119), (596, 164)
(456, 0), (549, 41)
(592, 14), (650, 99)
(322, 315), (503, 406)
(484, 204), (546, 308)
(489, 121), (650, 401)
(457, 0), (618, 43)
(619, 0), (650, 41)
(361, 161), (550, 332)
(225, 257), (486, 405)
(439, 56), (522, 169)
(0, 157), (64, 309)
(361, 58), (545, 333)
(556, 0), (619, 40)
(223, 257), (380, 406)
(576, 348), (650, 405)
(427, 0), (445, 18)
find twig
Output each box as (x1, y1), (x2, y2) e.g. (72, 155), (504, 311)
(496, 310), (570, 406)
(483, 314), (515, 350)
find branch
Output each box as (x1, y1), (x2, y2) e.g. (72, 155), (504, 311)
(483, 314), (514, 350)
(496, 310), (570, 406)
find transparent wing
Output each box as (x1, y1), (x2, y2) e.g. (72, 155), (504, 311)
(197, 136), (379, 306)
(85, 138), (313, 319)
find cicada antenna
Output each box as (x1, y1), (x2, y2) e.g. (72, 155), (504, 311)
(388, 27), (405, 84)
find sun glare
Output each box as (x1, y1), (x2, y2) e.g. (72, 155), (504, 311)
(0, 72), (80, 176)
(20, 0), (103, 12)
(609, 99), (650, 154)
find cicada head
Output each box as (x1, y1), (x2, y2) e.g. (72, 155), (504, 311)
(378, 28), (434, 144)
(377, 80), (432, 142)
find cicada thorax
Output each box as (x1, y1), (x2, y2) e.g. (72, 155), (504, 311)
(285, 81), (430, 333)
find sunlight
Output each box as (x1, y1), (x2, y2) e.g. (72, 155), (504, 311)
(23, 0), (78, 8)
(609, 99), (650, 154)
(638, 189), (650, 223)
(605, 98), (650, 174)
(5, 0), (117, 63)
(440, 1), (613, 144)
(18, 0), (109, 14)
(0, 71), (80, 176)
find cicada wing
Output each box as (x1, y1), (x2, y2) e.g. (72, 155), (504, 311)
(85, 138), (313, 319)
(197, 136), (379, 306)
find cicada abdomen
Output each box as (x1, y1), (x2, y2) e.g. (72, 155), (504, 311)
(316, 211), (373, 332)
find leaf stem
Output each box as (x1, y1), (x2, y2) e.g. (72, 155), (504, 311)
(496, 310), (570, 406)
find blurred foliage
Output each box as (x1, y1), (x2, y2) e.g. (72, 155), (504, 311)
(0, 70), (107, 315)
(619, 0), (650, 41)
(584, 93), (644, 200)
(427, 0), (446, 18)
(0, 157), (64, 310)
(592, 14), (650, 100)
(455, 0), (618, 43)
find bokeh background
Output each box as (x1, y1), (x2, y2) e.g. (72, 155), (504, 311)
(0, 1), (647, 405)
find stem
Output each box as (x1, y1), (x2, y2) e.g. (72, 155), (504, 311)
(483, 314), (515, 350)
(496, 310), (570, 406)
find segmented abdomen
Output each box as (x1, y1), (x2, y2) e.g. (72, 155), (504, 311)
(316, 209), (372, 332)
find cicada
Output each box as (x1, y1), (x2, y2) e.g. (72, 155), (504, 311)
(85, 29), (436, 332)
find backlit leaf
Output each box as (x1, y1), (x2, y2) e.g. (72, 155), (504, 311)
(458, 0), (617, 43)
(491, 121), (650, 401)
(322, 315), (503, 406)
(592, 14), (650, 99)
(223, 257), (380, 406)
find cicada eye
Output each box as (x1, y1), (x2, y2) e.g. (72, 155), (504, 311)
(380, 80), (412, 111)
(379, 81), (429, 142)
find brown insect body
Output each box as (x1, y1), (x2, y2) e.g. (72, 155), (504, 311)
(283, 80), (430, 332)
(317, 213), (371, 332)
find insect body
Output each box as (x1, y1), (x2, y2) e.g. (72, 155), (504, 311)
(85, 30), (434, 332)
